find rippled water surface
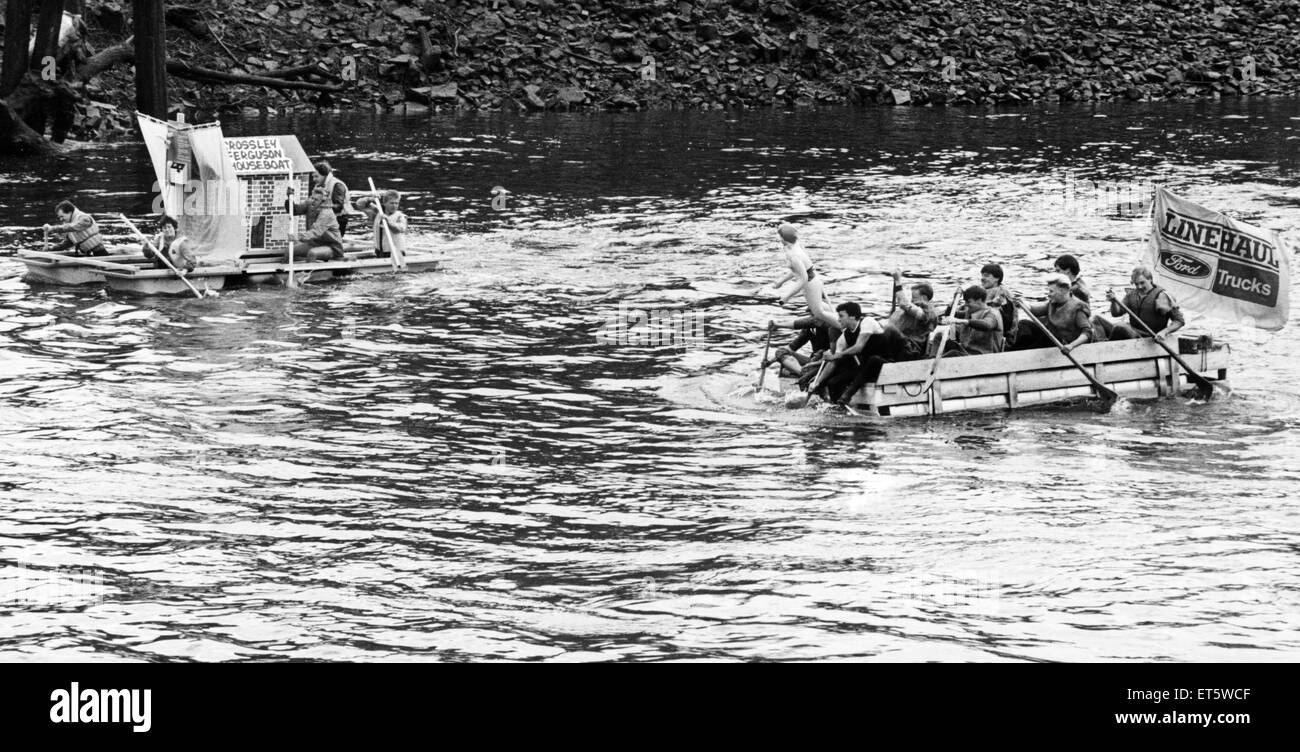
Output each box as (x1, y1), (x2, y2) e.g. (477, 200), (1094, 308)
(2, 100), (1298, 661)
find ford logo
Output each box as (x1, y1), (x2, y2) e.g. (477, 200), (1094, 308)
(1159, 251), (1211, 279)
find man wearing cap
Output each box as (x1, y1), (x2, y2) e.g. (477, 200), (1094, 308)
(1008, 274), (1093, 352)
(313, 160), (356, 237)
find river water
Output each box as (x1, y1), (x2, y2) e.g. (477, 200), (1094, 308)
(1, 100), (1298, 661)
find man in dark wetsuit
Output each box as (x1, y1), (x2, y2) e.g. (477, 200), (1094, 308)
(766, 311), (842, 391)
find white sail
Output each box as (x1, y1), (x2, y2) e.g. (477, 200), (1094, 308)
(136, 113), (246, 262)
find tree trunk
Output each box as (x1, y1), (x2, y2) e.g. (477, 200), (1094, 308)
(1, 0), (34, 97)
(0, 92), (57, 155)
(31, 0), (64, 73)
(7, 72), (76, 142)
(132, 0), (167, 118)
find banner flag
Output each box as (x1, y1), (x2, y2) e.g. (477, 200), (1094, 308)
(1147, 187), (1290, 330)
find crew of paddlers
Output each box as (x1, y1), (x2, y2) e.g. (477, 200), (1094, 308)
(40, 159), (407, 271)
(760, 224), (1185, 414)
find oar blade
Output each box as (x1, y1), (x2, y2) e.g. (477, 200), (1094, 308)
(692, 281), (763, 298)
(1108, 293), (1214, 400)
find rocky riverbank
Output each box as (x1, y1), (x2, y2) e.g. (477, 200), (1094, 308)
(43, 0), (1300, 138)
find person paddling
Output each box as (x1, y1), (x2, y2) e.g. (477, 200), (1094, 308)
(140, 215), (197, 272)
(43, 200), (107, 256)
(1094, 266), (1185, 341)
(806, 301), (882, 404)
(766, 308), (842, 391)
(355, 189), (408, 259)
(1008, 274), (1093, 352)
(938, 285), (1004, 356)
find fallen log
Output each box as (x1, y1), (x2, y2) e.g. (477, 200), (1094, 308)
(257, 64), (342, 82)
(76, 37), (134, 81)
(165, 61), (345, 92)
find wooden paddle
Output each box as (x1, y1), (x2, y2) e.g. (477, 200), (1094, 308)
(17, 250), (139, 270)
(742, 270), (922, 300)
(789, 358), (830, 408)
(368, 178), (405, 271)
(119, 214), (209, 299)
(1013, 297), (1118, 402)
(757, 324), (774, 393)
(285, 171), (300, 289)
(920, 290), (964, 394)
(692, 281), (767, 298)
(1109, 290), (1213, 398)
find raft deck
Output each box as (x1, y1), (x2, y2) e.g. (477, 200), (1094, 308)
(98, 248), (442, 295)
(17, 250), (149, 285)
(782, 337), (1229, 417)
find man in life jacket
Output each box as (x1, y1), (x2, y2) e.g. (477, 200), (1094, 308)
(43, 200), (107, 256)
(141, 214), (197, 272)
(313, 160), (356, 237)
(1094, 266), (1185, 340)
(1008, 273), (1093, 352)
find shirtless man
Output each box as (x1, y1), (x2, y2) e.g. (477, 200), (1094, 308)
(761, 224), (838, 329)
(355, 189), (408, 259)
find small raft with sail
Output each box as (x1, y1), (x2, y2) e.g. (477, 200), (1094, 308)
(18, 113), (441, 295)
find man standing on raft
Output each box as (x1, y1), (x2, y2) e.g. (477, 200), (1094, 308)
(760, 224), (839, 330)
